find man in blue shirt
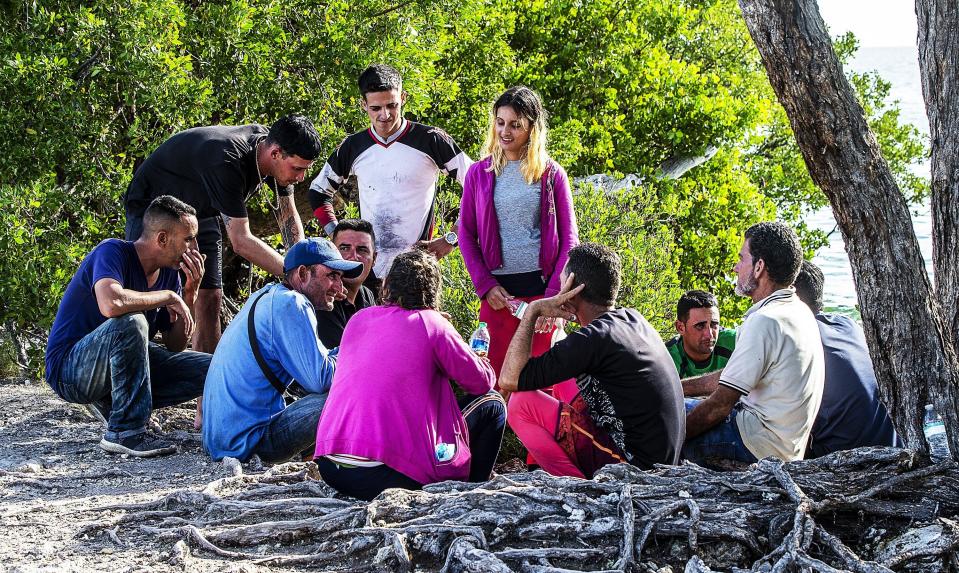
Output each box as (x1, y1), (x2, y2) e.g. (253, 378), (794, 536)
(45, 195), (210, 457)
(793, 261), (897, 456)
(202, 238), (362, 463)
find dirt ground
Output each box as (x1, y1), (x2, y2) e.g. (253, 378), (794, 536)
(0, 377), (246, 572)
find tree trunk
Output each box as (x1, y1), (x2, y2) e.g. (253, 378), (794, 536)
(738, 0), (959, 458)
(917, 0), (959, 351)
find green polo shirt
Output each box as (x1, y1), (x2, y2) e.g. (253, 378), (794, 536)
(665, 328), (736, 378)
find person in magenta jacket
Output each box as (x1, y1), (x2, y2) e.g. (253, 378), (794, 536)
(314, 249), (506, 501)
(459, 86), (580, 389)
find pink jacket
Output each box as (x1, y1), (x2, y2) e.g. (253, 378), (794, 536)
(459, 157), (579, 298)
(314, 305), (495, 484)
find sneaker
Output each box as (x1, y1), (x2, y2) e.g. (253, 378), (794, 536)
(99, 433), (178, 458)
(83, 400), (110, 427)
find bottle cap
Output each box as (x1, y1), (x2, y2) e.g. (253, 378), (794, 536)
(478, 322), (487, 328)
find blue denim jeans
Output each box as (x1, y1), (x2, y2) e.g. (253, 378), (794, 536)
(53, 314), (210, 442)
(682, 398), (758, 465)
(252, 391), (329, 463)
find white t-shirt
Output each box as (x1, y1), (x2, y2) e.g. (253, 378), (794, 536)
(719, 288), (824, 461)
(309, 119), (471, 277)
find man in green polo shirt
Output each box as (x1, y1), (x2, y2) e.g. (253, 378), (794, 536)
(665, 290), (736, 379)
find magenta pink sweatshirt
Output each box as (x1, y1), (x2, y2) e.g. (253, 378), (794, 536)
(314, 305), (496, 484)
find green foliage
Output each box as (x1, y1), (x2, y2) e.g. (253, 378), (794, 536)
(0, 0), (928, 374)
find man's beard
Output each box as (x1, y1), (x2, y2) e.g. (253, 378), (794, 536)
(735, 274), (757, 297)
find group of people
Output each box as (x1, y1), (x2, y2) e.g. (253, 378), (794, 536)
(43, 62), (897, 501)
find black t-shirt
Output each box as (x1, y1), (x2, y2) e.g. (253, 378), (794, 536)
(518, 308), (685, 469)
(315, 285), (377, 349)
(124, 125), (292, 219)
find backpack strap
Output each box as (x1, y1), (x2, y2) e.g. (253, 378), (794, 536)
(247, 288), (288, 397)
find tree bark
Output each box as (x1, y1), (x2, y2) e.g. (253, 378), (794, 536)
(917, 0), (959, 351)
(737, 0), (959, 457)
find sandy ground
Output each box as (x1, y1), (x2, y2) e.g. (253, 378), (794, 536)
(0, 378), (242, 572)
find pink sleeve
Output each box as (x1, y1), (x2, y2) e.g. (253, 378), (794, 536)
(545, 165), (579, 297)
(424, 311), (496, 394)
(458, 164), (500, 299)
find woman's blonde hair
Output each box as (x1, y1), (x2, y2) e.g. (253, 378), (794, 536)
(481, 86), (549, 184)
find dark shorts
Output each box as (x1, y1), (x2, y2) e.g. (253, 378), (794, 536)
(125, 210), (223, 290)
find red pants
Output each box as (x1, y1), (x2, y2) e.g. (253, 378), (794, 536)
(479, 296), (553, 383)
(479, 297), (577, 466)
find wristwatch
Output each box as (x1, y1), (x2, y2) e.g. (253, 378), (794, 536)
(443, 231), (458, 247)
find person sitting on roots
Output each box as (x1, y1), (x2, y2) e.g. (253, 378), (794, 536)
(793, 260), (896, 456)
(499, 244), (686, 479)
(315, 249), (506, 501)
(45, 195), (210, 457)
(202, 238), (362, 463)
(459, 85), (579, 389)
(682, 222), (824, 465)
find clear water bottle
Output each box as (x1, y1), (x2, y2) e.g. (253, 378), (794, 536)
(924, 404), (948, 460)
(469, 321), (491, 357)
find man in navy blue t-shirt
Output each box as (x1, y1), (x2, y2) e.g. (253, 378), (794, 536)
(793, 261), (896, 456)
(46, 196), (211, 457)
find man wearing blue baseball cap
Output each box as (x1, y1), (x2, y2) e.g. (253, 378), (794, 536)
(202, 238), (362, 463)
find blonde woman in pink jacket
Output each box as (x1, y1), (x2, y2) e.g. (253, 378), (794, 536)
(458, 86), (580, 393)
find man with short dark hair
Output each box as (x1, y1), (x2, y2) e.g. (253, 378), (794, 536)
(308, 64), (471, 280)
(793, 261), (896, 456)
(45, 195), (210, 457)
(315, 219), (378, 349)
(684, 222), (824, 464)
(500, 243), (685, 478)
(665, 290), (736, 380)
(202, 238), (362, 463)
(124, 115), (323, 358)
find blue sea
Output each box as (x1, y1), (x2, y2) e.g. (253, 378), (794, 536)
(808, 46), (931, 313)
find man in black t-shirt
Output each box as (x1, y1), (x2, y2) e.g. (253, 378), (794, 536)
(124, 115), (322, 356)
(316, 219), (378, 349)
(500, 244), (685, 477)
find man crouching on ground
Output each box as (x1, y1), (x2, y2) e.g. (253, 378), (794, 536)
(202, 238), (361, 463)
(45, 195), (210, 457)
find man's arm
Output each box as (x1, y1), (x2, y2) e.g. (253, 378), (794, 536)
(222, 214), (285, 277)
(277, 194), (304, 248)
(685, 385), (742, 439)
(499, 307), (539, 392)
(681, 369), (722, 397)
(500, 276), (583, 392)
(94, 278), (194, 349)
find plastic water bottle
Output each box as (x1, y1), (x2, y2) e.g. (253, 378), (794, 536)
(924, 404), (948, 460)
(469, 321), (491, 357)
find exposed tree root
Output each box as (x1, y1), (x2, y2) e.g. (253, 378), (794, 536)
(75, 448), (959, 571)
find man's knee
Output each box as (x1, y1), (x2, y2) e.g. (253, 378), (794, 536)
(111, 313), (149, 341)
(506, 391), (535, 429)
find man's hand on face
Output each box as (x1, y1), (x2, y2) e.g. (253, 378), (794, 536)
(334, 285), (348, 302)
(415, 237), (456, 259)
(529, 274), (582, 322)
(180, 249), (206, 304)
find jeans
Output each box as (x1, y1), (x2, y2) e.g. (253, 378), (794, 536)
(682, 398), (758, 465)
(253, 392), (329, 463)
(317, 391), (506, 500)
(54, 314), (209, 441)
